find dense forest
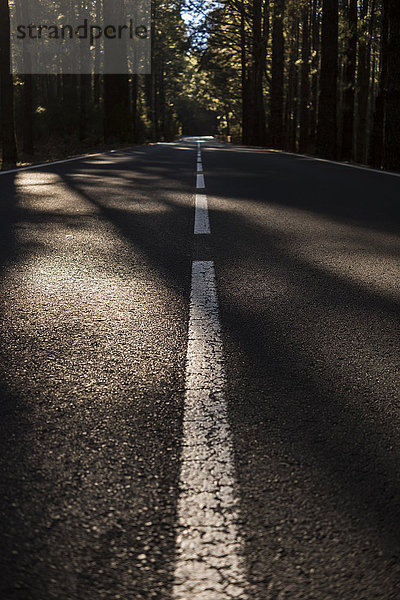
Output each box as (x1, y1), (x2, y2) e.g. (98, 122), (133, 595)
(0, 0), (399, 171)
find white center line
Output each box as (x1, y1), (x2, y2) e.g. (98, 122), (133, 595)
(196, 173), (205, 189)
(194, 143), (210, 234)
(194, 195), (211, 234)
(173, 261), (249, 600)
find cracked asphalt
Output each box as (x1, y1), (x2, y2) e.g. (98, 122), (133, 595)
(0, 139), (399, 599)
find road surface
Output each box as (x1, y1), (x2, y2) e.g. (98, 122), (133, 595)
(0, 138), (399, 599)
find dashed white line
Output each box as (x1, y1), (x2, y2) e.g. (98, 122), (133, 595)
(196, 174), (205, 189)
(195, 142), (210, 234)
(173, 261), (249, 600)
(194, 195), (211, 234)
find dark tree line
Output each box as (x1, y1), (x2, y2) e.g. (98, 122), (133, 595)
(200, 0), (400, 171)
(1, 0), (400, 171)
(0, 0), (189, 169)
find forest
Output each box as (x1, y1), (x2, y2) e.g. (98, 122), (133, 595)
(0, 0), (399, 171)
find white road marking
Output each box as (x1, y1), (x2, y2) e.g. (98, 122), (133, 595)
(0, 148), (136, 176)
(280, 149), (400, 177)
(194, 195), (211, 234)
(173, 261), (249, 600)
(197, 161), (203, 172)
(196, 174), (205, 189)
(230, 146), (400, 178)
(0, 154), (104, 175)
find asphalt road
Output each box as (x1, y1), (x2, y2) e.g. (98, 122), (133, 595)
(0, 138), (399, 599)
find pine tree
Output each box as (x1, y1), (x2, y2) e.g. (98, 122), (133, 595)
(384, 0), (400, 171)
(269, 0), (285, 148)
(316, 0), (339, 159)
(341, 0), (357, 161)
(0, 0), (18, 168)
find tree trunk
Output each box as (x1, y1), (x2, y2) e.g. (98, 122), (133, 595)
(104, 75), (131, 144)
(356, 0), (373, 164)
(240, 2), (251, 145)
(22, 74), (34, 156)
(341, 0), (357, 161)
(79, 75), (89, 142)
(383, 0), (400, 171)
(132, 74), (138, 141)
(93, 0), (102, 106)
(309, 0), (320, 150)
(269, 0), (285, 149)
(0, 0), (18, 168)
(316, 0), (338, 159)
(248, 0), (267, 146)
(299, 4), (311, 153)
(15, 0), (33, 156)
(284, 10), (299, 152)
(369, 0), (388, 168)
(103, 0), (131, 143)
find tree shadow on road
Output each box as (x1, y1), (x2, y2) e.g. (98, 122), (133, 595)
(60, 143), (400, 598)
(58, 145), (400, 597)
(0, 145), (194, 600)
(0, 142), (399, 599)
(205, 144), (400, 236)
